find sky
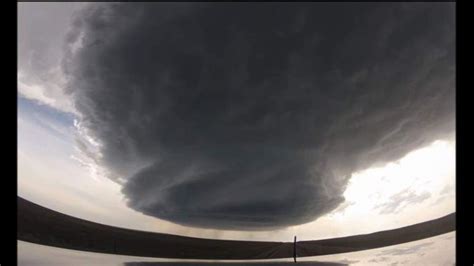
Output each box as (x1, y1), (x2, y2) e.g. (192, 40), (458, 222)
(18, 2), (455, 265)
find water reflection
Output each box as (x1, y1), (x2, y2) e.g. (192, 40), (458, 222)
(124, 262), (347, 266)
(18, 232), (455, 266)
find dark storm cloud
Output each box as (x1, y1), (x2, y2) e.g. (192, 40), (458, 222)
(63, 3), (455, 229)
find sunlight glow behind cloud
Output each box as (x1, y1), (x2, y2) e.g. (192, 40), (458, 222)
(334, 139), (455, 218)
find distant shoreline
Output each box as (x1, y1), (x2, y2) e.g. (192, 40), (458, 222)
(17, 197), (455, 260)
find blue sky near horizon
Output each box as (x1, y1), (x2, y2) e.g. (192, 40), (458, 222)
(18, 96), (75, 126)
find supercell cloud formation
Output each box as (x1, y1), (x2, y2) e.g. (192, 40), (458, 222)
(62, 3), (455, 230)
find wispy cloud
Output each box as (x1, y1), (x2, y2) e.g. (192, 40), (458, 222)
(375, 189), (431, 214)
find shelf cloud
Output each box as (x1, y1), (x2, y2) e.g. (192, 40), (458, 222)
(62, 3), (455, 229)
